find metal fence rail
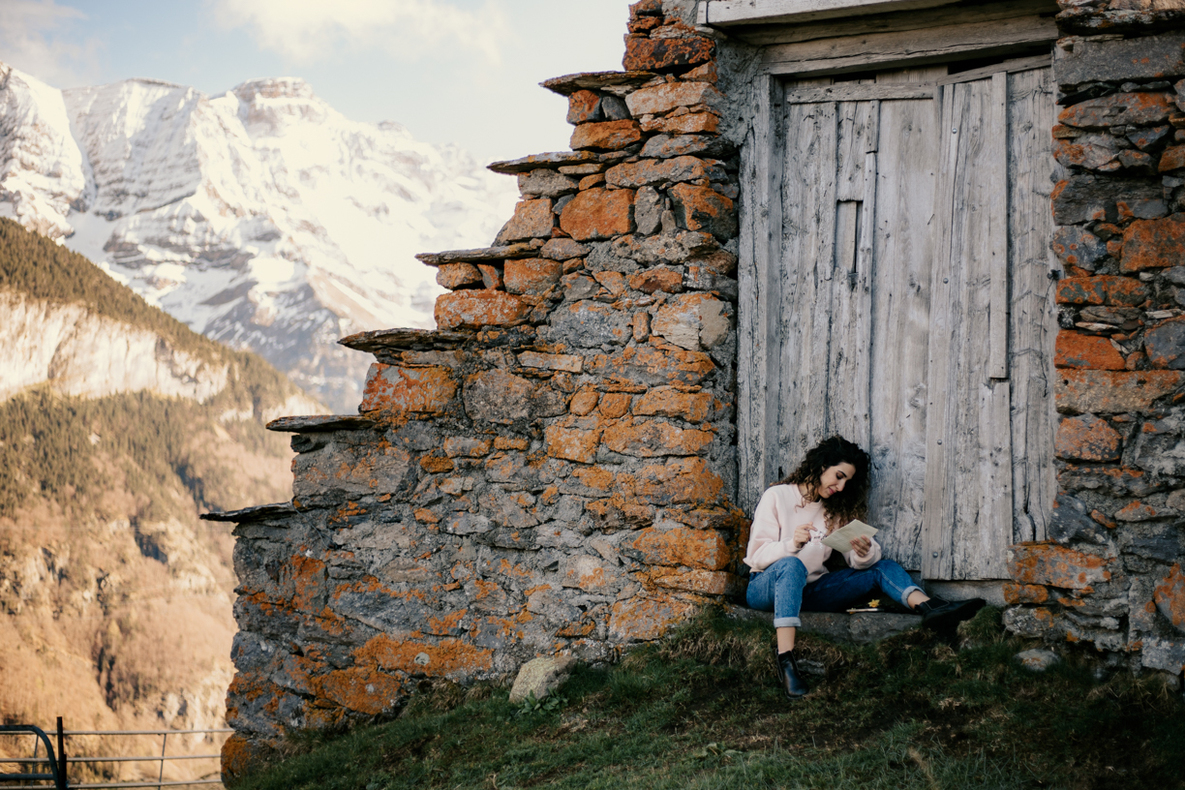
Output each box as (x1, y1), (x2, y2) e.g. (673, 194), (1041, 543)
(0, 725), (231, 790)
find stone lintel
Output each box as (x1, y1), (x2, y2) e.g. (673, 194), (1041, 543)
(488, 151), (600, 175)
(201, 502), (297, 523)
(265, 414), (378, 433)
(1056, 8), (1185, 37)
(1056, 32), (1185, 87)
(540, 70), (656, 97)
(415, 243), (541, 267)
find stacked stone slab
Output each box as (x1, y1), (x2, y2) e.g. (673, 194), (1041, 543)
(214, 0), (745, 778)
(1004, 0), (1185, 680)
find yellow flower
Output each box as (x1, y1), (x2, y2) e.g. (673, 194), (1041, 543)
(868, 599), (881, 608)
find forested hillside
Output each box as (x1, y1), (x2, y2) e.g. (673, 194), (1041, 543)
(0, 218), (320, 783)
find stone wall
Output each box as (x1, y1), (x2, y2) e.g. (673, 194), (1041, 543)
(1003, 0), (1185, 682)
(214, 0), (746, 778)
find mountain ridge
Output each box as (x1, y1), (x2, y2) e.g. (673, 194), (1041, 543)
(0, 62), (518, 411)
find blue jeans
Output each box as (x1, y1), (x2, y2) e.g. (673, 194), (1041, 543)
(745, 557), (922, 628)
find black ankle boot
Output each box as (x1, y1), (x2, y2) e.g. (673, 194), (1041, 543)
(776, 649), (809, 699)
(916, 596), (986, 631)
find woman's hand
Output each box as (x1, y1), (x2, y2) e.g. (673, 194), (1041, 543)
(792, 524), (812, 550)
(851, 535), (872, 558)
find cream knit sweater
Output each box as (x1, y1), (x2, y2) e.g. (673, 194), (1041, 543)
(743, 483), (882, 583)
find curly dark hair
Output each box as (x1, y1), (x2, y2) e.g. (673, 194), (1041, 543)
(777, 435), (870, 529)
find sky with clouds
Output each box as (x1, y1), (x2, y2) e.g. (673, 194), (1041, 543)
(0, 0), (633, 164)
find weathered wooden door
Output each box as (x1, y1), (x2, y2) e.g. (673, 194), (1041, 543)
(741, 61), (1057, 579)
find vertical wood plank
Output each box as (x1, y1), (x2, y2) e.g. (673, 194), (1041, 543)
(921, 83), (959, 580)
(828, 101), (874, 450)
(836, 101), (867, 201)
(988, 71), (1010, 380)
(927, 78), (1015, 580)
(1007, 66), (1057, 544)
(778, 101), (838, 474)
(867, 96), (938, 570)
(737, 75), (785, 512)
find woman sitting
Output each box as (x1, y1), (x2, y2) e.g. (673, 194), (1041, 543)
(744, 435), (984, 699)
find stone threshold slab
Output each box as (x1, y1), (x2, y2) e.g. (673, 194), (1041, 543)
(726, 604), (922, 643)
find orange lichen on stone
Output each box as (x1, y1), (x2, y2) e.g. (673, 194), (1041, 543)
(584, 495), (656, 526)
(608, 594), (700, 641)
(414, 508), (441, 524)
(425, 609), (468, 636)
(435, 290), (529, 330)
(421, 455), (455, 474)
(1057, 274), (1147, 305)
(1058, 92), (1174, 128)
(501, 199), (555, 242)
(601, 418), (714, 457)
(354, 633), (494, 675)
(360, 363), (458, 414)
(315, 666), (404, 716)
(1121, 216), (1185, 272)
(544, 423), (603, 463)
(617, 457), (723, 505)
(1009, 542), (1112, 590)
(1055, 369), (1185, 414)
(634, 387), (717, 422)
(289, 555), (327, 609)
(647, 567), (738, 595)
(556, 618), (597, 638)
(1116, 500), (1158, 521)
(569, 389), (600, 415)
(629, 267), (684, 294)
(1003, 582), (1050, 604)
(658, 113), (720, 135)
(563, 556), (615, 592)
(1153, 564), (1185, 631)
(597, 392), (632, 419)
(472, 579), (501, 603)
(587, 343), (715, 387)
(505, 258), (563, 295)
(221, 734), (271, 783)
(570, 120), (643, 151)
(627, 525), (730, 570)
(559, 188), (636, 240)
(1054, 331), (1126, 370)
(625, 82), (722, 116)
(1056, 414), (1123, 461)
(571, 466), (615, 492)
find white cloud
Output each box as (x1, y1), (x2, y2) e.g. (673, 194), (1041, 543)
(0, 0), (100, 87)
(209, 0), (508, 66)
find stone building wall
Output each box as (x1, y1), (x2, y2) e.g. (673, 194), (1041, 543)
(213, 0), (747, 778)
(1004, 0), (1185, 681)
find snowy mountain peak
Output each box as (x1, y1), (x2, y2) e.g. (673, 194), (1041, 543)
(233, 76), (316, 101)
(0, 61), (518, 410)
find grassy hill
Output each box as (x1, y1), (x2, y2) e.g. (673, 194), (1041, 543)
(230, 608), (1184, 790)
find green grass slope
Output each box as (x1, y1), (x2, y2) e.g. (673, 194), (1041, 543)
(234, 609), (1185, 790)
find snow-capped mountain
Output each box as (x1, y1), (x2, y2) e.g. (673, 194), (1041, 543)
(0, 63), (518, 410)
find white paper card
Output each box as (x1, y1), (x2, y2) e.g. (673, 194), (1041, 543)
(821, 519), (878, 553)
